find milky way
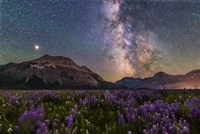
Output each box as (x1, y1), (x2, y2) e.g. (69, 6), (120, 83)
(103, 0), (162, 79)
(1, 0), (200, 82)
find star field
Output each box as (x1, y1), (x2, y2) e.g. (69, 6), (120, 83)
(0, 0), (200, 82)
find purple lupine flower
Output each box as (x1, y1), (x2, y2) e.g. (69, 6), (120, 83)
(168, 126), (177, 134)
(65, 115), (73, 128)
(149, 104), (156, 113)
(162, 127), (167, 134)
(136, 98), (190, 133)
(185, 97), (200, 109)
(36, 123), (49, 134)
(8, 95), (19, 105)
(190, 108), (200, 118)
(70, 107), (77, 116)
(19, 107), (45, 126)
(155, 113), (161, 121)
(171, 114), (177, 124)
(53, 119), (59, 127)
(118, 114), (125, 126)
(143, 129), (148, 134)
(181, 126), (190, 134)
(164, 116), (170, 129)
(124, 107), (137, 123)
(150, 125), (158, 134)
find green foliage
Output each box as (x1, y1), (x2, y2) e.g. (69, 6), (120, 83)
(0, 90), (199, 133)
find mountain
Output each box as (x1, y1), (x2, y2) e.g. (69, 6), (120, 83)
(116, 70), (200, 89)
(0, 55), (114, 89)
(166, 70), (200, 89)
(115, 77), (143, 88)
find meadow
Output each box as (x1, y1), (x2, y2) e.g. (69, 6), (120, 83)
(0, 90), (199, 134)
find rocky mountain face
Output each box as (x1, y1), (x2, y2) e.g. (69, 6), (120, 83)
(116, 70), (200, 89)
(0, 55), (112, 89)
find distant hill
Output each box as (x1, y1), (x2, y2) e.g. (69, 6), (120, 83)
(0, 55), (114, 89)
(116, 70), (200, 89)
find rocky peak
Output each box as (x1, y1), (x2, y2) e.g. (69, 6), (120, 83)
(153, 72), (171, 78)
(0, 55), (108, 89)
(33, 55), (77, 66)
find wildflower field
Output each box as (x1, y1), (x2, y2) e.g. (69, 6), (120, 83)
(0, 90), (199, 134)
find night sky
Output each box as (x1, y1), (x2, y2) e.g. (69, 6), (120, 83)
(0, 0), (200, 82)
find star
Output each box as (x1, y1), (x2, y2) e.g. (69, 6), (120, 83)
(34, 45), (40, 51)
(0, 0), (200, 82)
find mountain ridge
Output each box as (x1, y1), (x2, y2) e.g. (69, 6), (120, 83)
(1, 55), (199, 89)
(0, 55), (114, 89)
(116, 70), (200, 89)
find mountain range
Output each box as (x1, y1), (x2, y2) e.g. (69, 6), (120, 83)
(116, 70), (200, 89)
(0, 55), (113, 89)
(0, 55), (199, 89)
